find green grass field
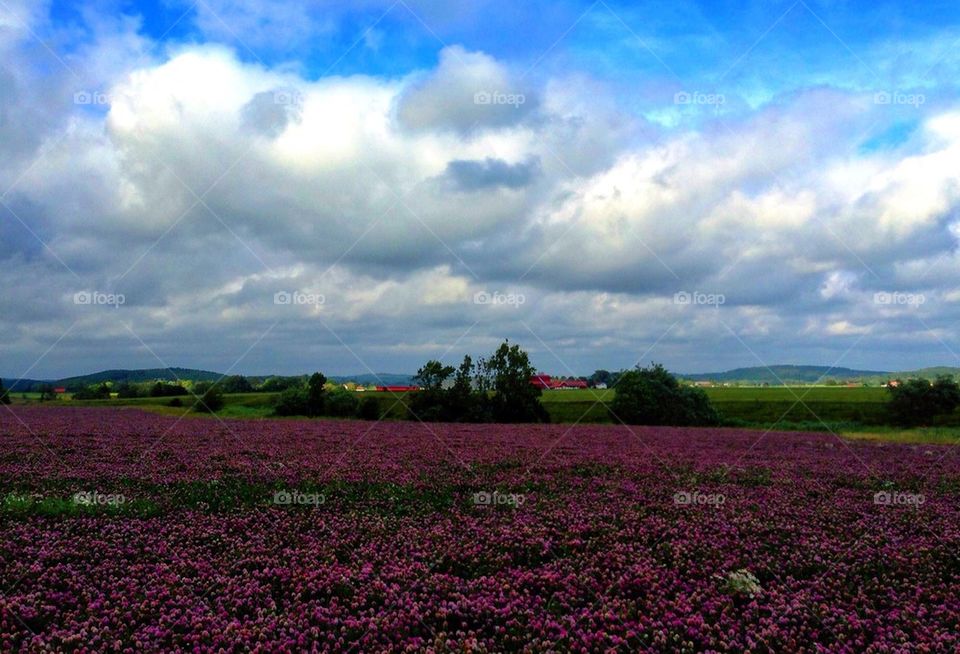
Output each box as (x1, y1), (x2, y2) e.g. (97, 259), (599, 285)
(19, 384), (960, 443)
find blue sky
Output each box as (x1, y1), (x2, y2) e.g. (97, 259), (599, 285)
(3, 0), (960, 378)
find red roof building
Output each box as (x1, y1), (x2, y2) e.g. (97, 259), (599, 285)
(529, 375), (588, 390)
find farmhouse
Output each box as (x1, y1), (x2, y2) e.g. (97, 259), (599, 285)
(529, 374), (589, 390)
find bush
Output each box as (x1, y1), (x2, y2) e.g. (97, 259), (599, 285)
(72, 383), (111, 400)
(326, 390), (359, 417)
(306, 373), (327, 416)
(611, 363), (720, 426)
(887, 376), (960, 427)
(167, 397), (183, 407)
(274, 386), (309, 416)
(219, 375), (253, 394)
(149, 382), (188, 397)
(357, 397), (382, 420)
(0, 379), (9, 405)
(193, 385), (224, 413)
(115, 383), (142, 398)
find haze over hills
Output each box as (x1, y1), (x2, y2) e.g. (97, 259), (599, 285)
(5, 365), (960, 392)
(1, 369), (417, 392)
(680, 365), (960, 384)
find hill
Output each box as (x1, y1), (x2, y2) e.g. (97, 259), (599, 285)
(680, 365), (890, 384)
(1, 369), (416, 392)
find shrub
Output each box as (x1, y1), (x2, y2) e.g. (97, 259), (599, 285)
(193, 385), (224, 413)
(326, 390), (359, 417)
(611, 363), (720, 426)
(72, 383), (111, 400)
(887, 376), (960, 426)
(274, 386), (309, 416)
(219, 375), (253, 394)
(150, 382), (188, 397)
(306, 373), (327, 417)
(0, 379), (9, 405)
(357, 397), (382, 420)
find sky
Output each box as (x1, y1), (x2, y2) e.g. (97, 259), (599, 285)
(2, 0), (960, 378)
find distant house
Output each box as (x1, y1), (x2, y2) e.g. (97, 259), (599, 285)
(374, 385), (420, 392)
(594, 382), (608, 390)
(529, 375), (588, 390)
(53, 387), (66, 394)
(883, 380), (901, 388)
(530, 374), (553, 389)
(694, 381), (713, 387)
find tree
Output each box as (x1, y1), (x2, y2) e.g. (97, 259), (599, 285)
(887, 376), (960, 426)
(477, 341), (548, 423)
(260, 376), (303, 393)
(150, 382), (187, 397)
(307, 372), (327, 416)
(116, 382), (141, 398)
(413, 360), (455, 391)
(357, 396), (382, 420)
(193, 384), (225, 413)
(410, 360), (456, 421)
(38, 384), (57, 402)
(219, 375), (253, 394)
(274, 385), (309, 416)
(0, 379), (9, 405)
(72, 383), (111, 400)
(611, 363), (720, 426)
(326, 389), (359, 417)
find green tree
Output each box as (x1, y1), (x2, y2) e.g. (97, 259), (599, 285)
(326, 389), (360, 417)
(72, 383), (111, 400)
(0, 379), (10, 405)
(115, 382), (141, 398)
(887, 376), (960, 426)
(611, 363), (720, 426)
(307, 372), (327, 416)
(220, 375), (253, 394)
(193, 384), (225, 413)
(478, 341), (548, 423)
(413, 360), (455, 391)
(410, 360), (456, 421)
(357, 396), (382, 420)
(274, 385), (309, 416)
(38, 384), (57, 402)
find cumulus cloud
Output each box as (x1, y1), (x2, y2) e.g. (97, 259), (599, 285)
(396, 46), (538, 133)
(4, 4), (960, 377)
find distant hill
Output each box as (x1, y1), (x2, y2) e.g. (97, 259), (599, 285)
(3, 368), (224, 392)
(327, 373), (416, 386)
(680, 365), (890, 384)
(1, 368), (416, 392)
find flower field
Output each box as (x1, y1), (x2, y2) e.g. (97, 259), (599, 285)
(0, 407), (958, 652)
